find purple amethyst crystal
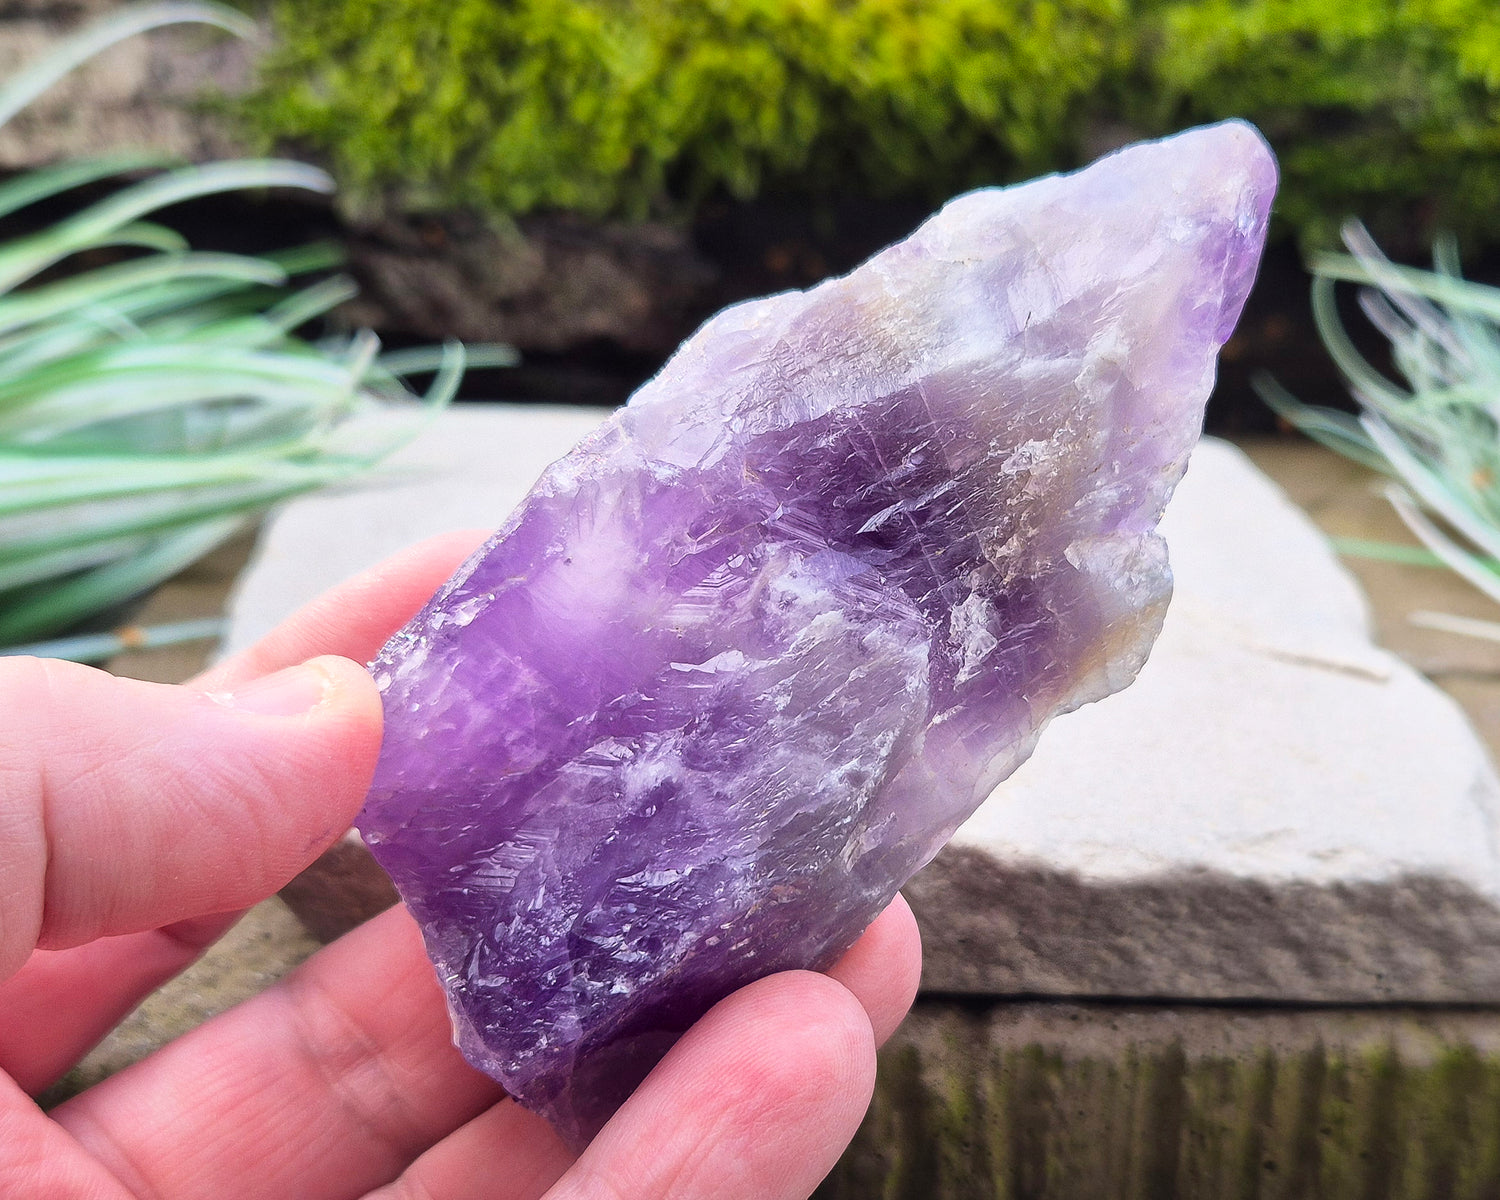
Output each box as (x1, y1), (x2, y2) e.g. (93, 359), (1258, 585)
(360, 121), (1277, 1145)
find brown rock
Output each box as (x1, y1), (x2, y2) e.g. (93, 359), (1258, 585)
(341, 210), (720, 357)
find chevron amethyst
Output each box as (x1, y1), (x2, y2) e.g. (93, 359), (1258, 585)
(360, 121), (1276, 1146)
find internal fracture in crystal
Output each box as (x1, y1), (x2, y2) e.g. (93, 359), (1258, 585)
(359, 121), (1278, 1146)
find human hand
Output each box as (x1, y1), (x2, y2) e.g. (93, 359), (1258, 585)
(0, 531), (922, 1199)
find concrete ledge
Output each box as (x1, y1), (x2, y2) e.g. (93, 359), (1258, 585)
(910, 858), (1500, 1003)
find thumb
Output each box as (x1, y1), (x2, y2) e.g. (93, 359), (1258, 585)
(0, 654), (383, 978)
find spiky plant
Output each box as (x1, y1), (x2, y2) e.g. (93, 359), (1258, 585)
(1261, 224), (1500, 642)
(0, 1), (513, 658)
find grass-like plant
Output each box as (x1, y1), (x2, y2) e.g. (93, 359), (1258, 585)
(0, 1), (513, 658)
(1260, 224), (1500, 642)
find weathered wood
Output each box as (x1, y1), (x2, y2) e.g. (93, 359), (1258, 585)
(821, 1002), (1500, 1199)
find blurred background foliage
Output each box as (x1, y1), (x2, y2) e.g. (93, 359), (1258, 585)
(238, 0), (1500, 252)
(240, 0), (1125, 220)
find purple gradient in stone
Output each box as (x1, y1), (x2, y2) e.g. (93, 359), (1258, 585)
(359, 122), (1277, 1146)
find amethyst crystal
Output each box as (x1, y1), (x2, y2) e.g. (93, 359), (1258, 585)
(360, 121), (1276, 1145)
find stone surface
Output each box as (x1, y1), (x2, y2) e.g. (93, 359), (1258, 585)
(912, 438), (1500, 1002)
(359, 123), (1275, 1143)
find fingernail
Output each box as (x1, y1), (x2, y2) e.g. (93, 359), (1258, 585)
(219, 662), (330, 717)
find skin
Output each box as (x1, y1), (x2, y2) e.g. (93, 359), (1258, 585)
(0, 531), (923, 1200)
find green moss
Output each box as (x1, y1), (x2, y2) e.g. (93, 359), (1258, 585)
(239, 0), (1125, 218)
(238, 0), (1500, 247)
(1136, 0), (1500, 249)
(823, 1030), (1500, 1199)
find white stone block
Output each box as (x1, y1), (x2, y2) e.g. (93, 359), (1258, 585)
(914, 439), (1500, 1001)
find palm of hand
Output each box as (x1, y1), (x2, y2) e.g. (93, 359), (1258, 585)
(0, 532), (921, 1200)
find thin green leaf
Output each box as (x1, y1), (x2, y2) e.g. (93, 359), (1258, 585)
(261, 242), (345, 276)
(0, 161), (332, 293)
(1329, 537), (1450, 567)
(0, 468), (361, 557)
(0, 447), (352, 508)
(0, 530), (156, 592)
(1361, 418), (1500, 565)
(261, 276), (359, 334)
(0, 153), (171, 223)
(379, 342), (519, 375)
(1252, 371), (1389, 472)
(0, 616), (223, 663)
(1308, 276), (1418, 425)
(1383, 484), (1500, 607)
(0, 515), (244, 643)
(0, 252), (285, 338)
(1311, 251), (1500, 325)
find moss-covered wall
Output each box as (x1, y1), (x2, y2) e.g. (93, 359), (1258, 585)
(821, 1002), (1500, 1199)
(238, 0), (1500, 250)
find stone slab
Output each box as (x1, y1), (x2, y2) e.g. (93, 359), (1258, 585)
(224, 407), (1500, 1000)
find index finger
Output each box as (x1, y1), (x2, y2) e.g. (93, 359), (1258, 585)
(0, 530), (489, 1085)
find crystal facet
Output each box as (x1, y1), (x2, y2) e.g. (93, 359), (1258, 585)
(360, 121), (1277, 1146)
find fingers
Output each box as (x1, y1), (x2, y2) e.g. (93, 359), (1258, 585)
(0, 1074), (130, 1200)
(0, 653), (383, 976)
(50, 906), (504, 1199)
(825, 892), (922, 1046)
(0, 912), (238, 1095)
(372, 902), (921, 1200)
(375, 976), (879, 1200)
(366, 1100), (575, 1200)
(0, 529), (485, 1080)
(197, 529), (489, 692)
(554, 972), (876, 1200)
(47, 895), (917, 1200)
